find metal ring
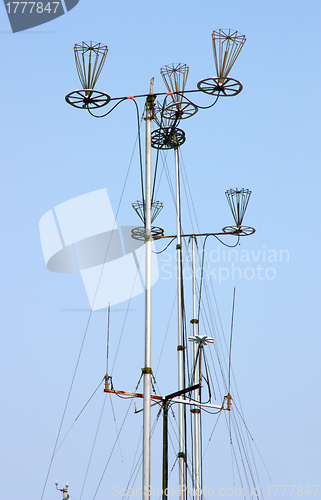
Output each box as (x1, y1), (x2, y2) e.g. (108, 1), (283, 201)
(162, 100), (198, 120)
(65, 89), (111, 109)
(197, 77), (243, 97)
(222, 226), (255, 236)
(151, 128), (186, 150)
(131, 227), (164, 241)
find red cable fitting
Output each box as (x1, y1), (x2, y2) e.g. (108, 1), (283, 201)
(127, 96), (134, 100)
(166, 92), (173, 96)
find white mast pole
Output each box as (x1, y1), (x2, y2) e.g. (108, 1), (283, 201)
(143, 78), (155, 500)
(174, 146), (185, 500)
(192, 236), (201, 500)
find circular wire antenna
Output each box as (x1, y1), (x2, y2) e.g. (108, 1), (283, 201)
(131, 226), (164, 241)
(222, 226), (255, 236)
(151, 127), (186, 150)
(197, 77), (242, 97)
(65, 89), (110, 109)
(162, 100), (198, 120)
(151, 101), (187, 149)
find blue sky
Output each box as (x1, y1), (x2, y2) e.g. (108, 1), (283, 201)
(1, 1), (321, 499)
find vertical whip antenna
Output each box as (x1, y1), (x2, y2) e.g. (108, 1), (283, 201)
(105, 304), (110, 391)
(74, 41), (108, 94)
(212, 30), (246, 83)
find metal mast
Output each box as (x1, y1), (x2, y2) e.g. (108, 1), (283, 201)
(174, 145), (185, 500)
(191, 237), (201, 500)
(143, 78), (155, 500)
(159, 63), (197, 500)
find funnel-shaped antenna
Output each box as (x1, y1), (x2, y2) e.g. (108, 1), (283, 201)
(212, 30), (246, 82)
(160, 64), (198, 120)
(132, 200), (163, 223)
(153, 101), (175, 128)
(154, 101), (175, 128)
(160, 63), (189, 110)
(225, 188), (251, 227)
(74, 42), (108, 93)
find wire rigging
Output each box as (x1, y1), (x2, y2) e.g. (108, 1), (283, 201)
(177, 147), (267, 499)
(153, 236), (177, 254)
(41, 110), (144, 500)
(79, 394), (107, 500)
(87, 97), (127, 118)
(52, 377), (105, 459)
(132, 98), (145, 216)
(121, 408), (162, 499)
(109, 394), (124, 462)
(92, 399), (133, 500)
(174, 91), (220, 110)
(40, 312), (94, 500)
(228, 288), (236, 393)
(151, 94), (169, 203)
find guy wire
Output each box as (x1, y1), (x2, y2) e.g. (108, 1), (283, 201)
(79, 394), (108, 500)
(40, 311), (94, 500)
(228, 288), (236, 393)
(41, 110), (142, 500)
(151, 94), (169, 203)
